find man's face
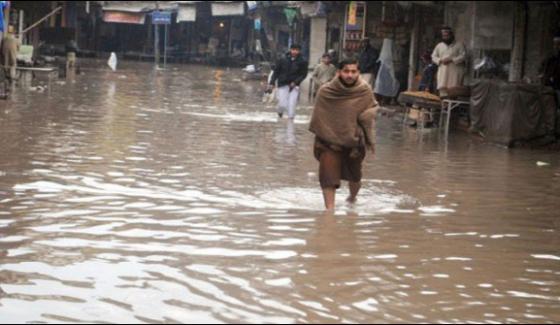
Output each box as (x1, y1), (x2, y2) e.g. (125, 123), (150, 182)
(338, 64), (360, 86)
(322, 56), (331, 65)
(442, 30), (451, 42)
(290, 48), (300, 58)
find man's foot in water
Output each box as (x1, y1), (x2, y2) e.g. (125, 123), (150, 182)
(346, 195), (357, 205)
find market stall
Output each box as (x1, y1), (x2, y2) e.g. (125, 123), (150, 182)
(398, 90), (442, 128)
(470, 79), (558, 147)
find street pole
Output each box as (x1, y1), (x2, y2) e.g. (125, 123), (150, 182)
(18, 10), (24, 40)
(154, 1), (160, 68)
(407, 6), (419, 91)
(164, 24), (168, 68)
(155, 23), (160, 68)
(22, 6), (62, 34)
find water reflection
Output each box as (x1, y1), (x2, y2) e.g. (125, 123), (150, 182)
(274, 119), (297, 146)
(0, 60), (559, 323)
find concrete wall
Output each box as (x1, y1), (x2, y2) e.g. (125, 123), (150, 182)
(444, 1), (473, 48)
(308, 17), (327, 67)
(445, 1), (560, 83)
(444, 1), (475, 83)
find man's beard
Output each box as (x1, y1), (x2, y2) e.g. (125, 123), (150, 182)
(443, 36), (455, 45)
(339, 76), (358, 87)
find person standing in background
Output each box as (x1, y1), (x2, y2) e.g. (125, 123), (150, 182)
(418, 52), (438, 93)
(431, 26), (466, 98)
(540, 35), (560, 107)
(311, 53), (337, 99)
(2, 25), (20, 84)
(358, 38), (379, 87)
(0, 1), (10, 50)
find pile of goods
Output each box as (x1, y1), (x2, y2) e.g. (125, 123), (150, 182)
(399, 91), (441, 102)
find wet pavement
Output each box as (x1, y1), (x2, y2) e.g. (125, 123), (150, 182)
(0, 60), (559, 323)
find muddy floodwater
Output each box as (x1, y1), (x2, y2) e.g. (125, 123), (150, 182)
(0, 61), (559, 323)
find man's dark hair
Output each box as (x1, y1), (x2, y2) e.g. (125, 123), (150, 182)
(290, 44), (301, 50)
(322, 53), (331, 59)
(338, 58), (359, 70)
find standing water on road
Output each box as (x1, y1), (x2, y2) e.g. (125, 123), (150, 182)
(0, 61), (559, 323)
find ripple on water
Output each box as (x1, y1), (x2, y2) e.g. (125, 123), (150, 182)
(2, 63), (560, 324)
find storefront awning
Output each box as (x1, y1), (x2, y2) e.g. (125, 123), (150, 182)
(177, 5), (197, 22)
(101, 1), (179, 13)
(101, 1), (153, 13)
(396, 1), (438, 8)
(211, 2), (245, 16)
(103, 11), (146, 24)
(299, 1), (326, 18)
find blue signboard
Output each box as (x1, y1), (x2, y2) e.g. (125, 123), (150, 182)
(152, 11), (171, 25)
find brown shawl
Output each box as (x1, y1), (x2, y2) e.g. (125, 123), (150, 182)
(309, 76), (378, 148)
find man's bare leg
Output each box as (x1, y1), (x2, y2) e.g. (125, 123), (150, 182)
(347, 181), (361, 204)
(322, 187), (336, 211)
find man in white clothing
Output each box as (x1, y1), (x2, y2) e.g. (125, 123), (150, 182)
(431, 26), (466, 97)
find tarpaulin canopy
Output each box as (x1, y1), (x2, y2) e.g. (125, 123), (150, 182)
(177, 5), (196, 22)
(470, 79), (557, 146)
(101, 1), (176, 24)
(101, 1), (178, 13)
(211, 2), (245, 16)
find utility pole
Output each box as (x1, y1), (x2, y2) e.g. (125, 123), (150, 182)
(154, 1), (160, 68)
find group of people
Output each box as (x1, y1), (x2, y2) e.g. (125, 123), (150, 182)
(265, 27), (471, 210)
(266, 36), (385, 120)
(267, 25), (470, 117)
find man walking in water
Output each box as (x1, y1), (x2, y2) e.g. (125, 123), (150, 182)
(268, 44), (308, 119)
(309, 58), (378, 210)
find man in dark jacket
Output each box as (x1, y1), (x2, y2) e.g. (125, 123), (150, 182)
(418, 52), (438, 93)
(358, 38), (379, 87)
(540, 35), (560, 107)
(268, 44), (308, 119)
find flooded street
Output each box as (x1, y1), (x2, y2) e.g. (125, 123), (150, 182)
(1, 61), (559, 323)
